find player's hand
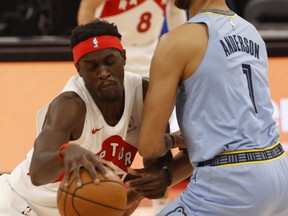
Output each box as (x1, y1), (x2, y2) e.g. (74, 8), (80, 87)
(60, 144), (108, 187)
(170, 130), (187, 149)
(126, 167), (170, 199)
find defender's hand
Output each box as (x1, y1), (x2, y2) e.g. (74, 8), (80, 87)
(126, 167), (171, 199)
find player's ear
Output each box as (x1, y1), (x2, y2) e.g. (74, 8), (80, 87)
(74, 62), (82, 76)
(121, 49), (126, 65)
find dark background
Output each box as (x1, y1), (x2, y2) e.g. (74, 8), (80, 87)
(0, 0), (79, 36)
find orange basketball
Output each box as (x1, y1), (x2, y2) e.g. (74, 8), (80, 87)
(57, 168), (127, 216)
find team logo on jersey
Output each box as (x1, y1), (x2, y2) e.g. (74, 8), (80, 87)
(93, 37), (98, 48)
(165, 206), (187, 216)
(91, 126), (103, 134)
(97, 135), (137, 172)
(127, 116), (137, 133)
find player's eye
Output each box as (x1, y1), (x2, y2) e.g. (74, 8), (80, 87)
(87, 63), (98, 71)
(105, 59), (115, 66)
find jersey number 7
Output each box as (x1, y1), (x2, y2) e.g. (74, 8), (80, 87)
(242, 64), (258, 113)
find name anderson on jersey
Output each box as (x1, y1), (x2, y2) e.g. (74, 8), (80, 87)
(219, 34), (260, 59)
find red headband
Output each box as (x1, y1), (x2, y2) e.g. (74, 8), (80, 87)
(72, 36), (123, 63)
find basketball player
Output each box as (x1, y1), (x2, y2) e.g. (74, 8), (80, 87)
(137, 0), (288, 215)
(0, 19), (192, 215)
(77, 0), (187, 77)
(77, 1), (187, 212)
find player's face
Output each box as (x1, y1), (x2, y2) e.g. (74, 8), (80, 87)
(76, 49), (126, 103)
(174, 0), (191, 10)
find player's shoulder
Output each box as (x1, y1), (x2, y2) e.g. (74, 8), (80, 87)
(157, 23), (208, 56)
(162, 22), (207, 43)
(49, 92), (85, 112)
(55, 91), (82, 102)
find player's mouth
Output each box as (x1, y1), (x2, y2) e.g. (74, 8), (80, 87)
(99, 80), (117, 90)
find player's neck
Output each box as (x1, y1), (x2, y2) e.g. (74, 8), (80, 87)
(97, 98), (125, 127)
(188, 1), (229, 18)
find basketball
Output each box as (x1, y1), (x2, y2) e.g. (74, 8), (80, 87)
(57, 168), (127, 216)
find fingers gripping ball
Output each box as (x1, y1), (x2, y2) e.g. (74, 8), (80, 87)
(57, 168), (127, 216)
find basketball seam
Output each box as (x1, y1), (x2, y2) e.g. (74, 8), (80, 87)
(58, 181), (126, 212)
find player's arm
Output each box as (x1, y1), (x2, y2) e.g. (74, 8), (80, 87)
(166, 0), (187, 31)
(138, 23), (208, 159)
(77, 0), (104, 25)
(142, 76), (175, 185)
(29, 92), (107, 186)
(138, 29), (185, 158)
(29, 92), (84, 185)
(171, 149), (192, 185)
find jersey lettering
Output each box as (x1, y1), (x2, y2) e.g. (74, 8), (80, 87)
(219, 35), (260, 59)
(119, 0), (127, 10)
(97, 135), (137, 172)
(129, 0), (138, 6)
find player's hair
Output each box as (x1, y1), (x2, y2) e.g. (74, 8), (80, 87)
(70, 19), (122, 49)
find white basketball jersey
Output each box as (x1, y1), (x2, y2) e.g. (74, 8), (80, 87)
(8, 72), (143, 215)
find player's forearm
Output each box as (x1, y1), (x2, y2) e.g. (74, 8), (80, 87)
(77, 0), (103, 24)
(29, 149), (64, 186)
(29, 135), (66, 186)
(126, 189), (143, 207)
(124, 189), (144, 216)
(166, 0), (187, 30)
(170, 130), (186, 149)
(138, 132), (174, 159)
(170, 150), (192, 186)
(78, 7), (96, 25)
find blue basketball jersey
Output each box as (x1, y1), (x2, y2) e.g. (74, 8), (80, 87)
(176, 10), (279, 166)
